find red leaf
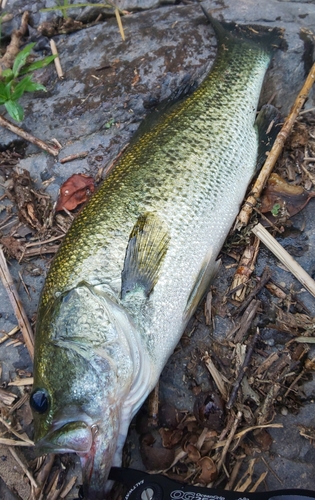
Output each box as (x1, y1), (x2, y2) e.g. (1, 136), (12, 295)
(56, 173), (95, 212)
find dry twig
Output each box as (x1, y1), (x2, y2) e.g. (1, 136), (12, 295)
(230, 237), (260, 301)
(50, 40), (64, 79)
(60, 151), (89, 163)
(0, 12), (29, 71)
(237, 61), (315, 228)
(0, 247), (34, 359)
(0, 115), (60, 156)
(227, 328), (260, 409)
(234, 267), (271, 316)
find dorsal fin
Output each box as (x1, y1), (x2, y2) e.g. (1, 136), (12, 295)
(121, 213), (169, 300)
(184, 250), (221, 322)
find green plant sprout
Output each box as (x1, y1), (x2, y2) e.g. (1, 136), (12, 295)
(0, 43), (56, 121)
(271, 203), (281, 217)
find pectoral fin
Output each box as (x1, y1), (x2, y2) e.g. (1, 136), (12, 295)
(121, 212), (170, 299)
(184, 250), (221, 322)
(255, 104), (282, 172)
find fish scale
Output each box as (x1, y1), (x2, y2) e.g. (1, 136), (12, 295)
(31, 13), (283, 499)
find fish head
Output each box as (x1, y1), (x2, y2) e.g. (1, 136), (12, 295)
(31, 282), (141, 498)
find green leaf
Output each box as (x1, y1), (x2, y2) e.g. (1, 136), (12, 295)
(12, 43), (36, 77)
(20, 54), (57, 75)
(24, 81), (47, 93)
(4, 100), (24, 121)
(10, 76), (31, 101)
(1, 68), (14, 82)
(105, 118), (115, 129)
(0, 81), (7, 103)
(4, 81), (13, 100)
(10, 75), (46, 100)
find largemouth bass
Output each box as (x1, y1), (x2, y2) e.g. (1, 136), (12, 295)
(31, 11), (283, 499)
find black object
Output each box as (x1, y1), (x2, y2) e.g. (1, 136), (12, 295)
(109, 467), (315, 500)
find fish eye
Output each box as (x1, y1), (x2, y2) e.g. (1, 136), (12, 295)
(30, 388), (49, 414)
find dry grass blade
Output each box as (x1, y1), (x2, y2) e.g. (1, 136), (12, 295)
(217, 411), (242, 473)
(0, 438), (33, 446)
(32, 454), (55, 500)
(252, 223), (315, 298)
(250, 471), (268, 492)
(0, 325), (20, 345)
(235, 458), (256, 491)
(237, 61), (315, 228)
(115, 8), (125, 41)
(212, 423), (283, 449)
(0, 247), (34, 360)
(0, 415), (34, 445)
(294, 336), (315, 343)
(60, 476), (77, 498)
(225, 455), (245, 490)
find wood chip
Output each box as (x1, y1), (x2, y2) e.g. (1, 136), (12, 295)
(203, 352), (228, 400)
(8, 377), (34, 386)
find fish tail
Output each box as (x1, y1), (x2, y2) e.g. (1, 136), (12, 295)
(201, 6), (286, 55)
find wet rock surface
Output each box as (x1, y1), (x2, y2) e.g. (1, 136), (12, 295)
(1, 0), (315, 498)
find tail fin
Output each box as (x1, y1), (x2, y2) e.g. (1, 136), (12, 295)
(201, 6), (286, 54)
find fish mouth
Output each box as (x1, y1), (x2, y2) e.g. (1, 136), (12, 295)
(35, 420), (94, 454)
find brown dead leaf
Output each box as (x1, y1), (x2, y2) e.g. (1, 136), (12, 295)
(159, 428), (183, 449)
(11, 170), (44, 230)
(261, 173), (315, 217)
(56, 174), (95, 212)
(1, 236), (25, 260)
(197, 456), (217, 484)
(185, 443), (200, 463)
(200, 430), (218, 455)
(253, 429), (273, 451)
